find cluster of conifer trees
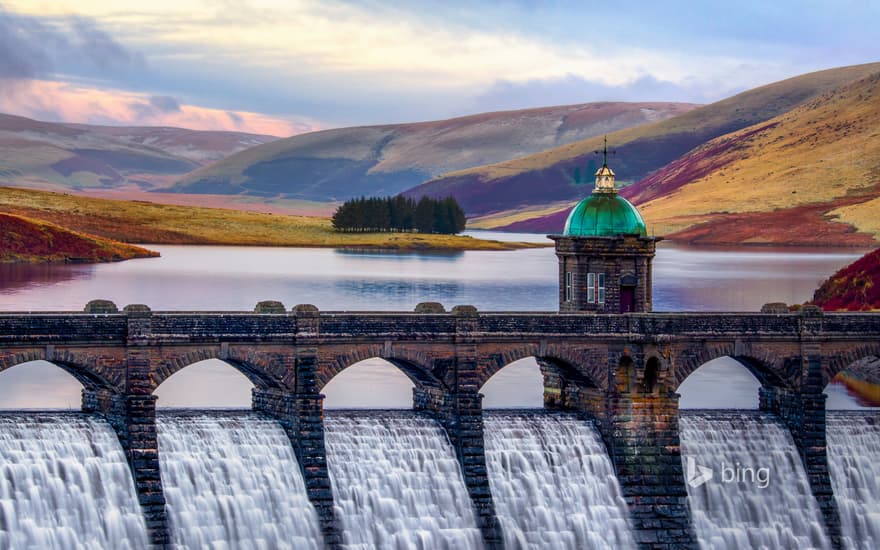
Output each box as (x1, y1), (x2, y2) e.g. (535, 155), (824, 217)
(332, 195), (466, 234)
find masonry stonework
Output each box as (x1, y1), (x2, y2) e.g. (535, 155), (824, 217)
(2, 303), (879, 549)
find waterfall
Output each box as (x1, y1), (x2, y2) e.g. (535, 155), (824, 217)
(0, 413), (149, 549)
(483, 411), (636, 549)
(156, 411), (324, 549)
(324, 411), (484, 550)
(827, 412), (880, 550)
(680, 411), (831, 549)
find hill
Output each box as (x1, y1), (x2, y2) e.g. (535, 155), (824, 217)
(811, 248), (880, 311)
(170, 102), (696, 201)
(408, 63), (880, 219)
(0, 113), (277, 192)
(0, 187), (540, 251)
(0, 212), (158, 263)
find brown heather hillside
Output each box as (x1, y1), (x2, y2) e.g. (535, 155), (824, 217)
(171, 102), (696, 202)
(409, 63), (880, 218)
(0, 213), (158, 263)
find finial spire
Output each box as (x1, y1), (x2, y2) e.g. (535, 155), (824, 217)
(593, 135), (616, 194)
(602, 135), (609, 166)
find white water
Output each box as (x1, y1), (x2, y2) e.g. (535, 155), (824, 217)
(483, 412), (635, 549)
(324, 411), (484, 550)
(156, 412), (324, 549)
(827, 412), (880, 550)
(0, 413), (149, 549)
(680, 411), (831, 549)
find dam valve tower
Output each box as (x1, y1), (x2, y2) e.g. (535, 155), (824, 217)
(549, 143), (659, 313)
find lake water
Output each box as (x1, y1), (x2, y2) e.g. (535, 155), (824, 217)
(0, 232), (873, 410)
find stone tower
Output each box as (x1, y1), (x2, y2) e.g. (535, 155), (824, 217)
(549, 150), (660, 313)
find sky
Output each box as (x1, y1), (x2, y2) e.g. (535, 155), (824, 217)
(1, 0), (878, 136)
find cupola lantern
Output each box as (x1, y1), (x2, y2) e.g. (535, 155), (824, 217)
(549, 138), (660, 313)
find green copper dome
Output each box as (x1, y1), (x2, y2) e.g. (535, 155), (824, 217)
(563, 193), (647, 237)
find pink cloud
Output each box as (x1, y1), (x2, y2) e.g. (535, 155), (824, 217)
(0, 79), (319, 136)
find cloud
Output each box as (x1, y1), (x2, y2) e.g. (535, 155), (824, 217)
(0, 79), (317, 136)
(471, 74), (740, 112)
(0, 8), (143, 93)
(149, 95), (181, 113)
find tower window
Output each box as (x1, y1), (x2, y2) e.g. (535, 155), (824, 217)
(564, 271), (572, 302)
(587, 273), (605, 304)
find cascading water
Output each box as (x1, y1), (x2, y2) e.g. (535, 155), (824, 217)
(680, 411), (831, 549)
(156, 411), (324, 549)
(483, 411), (636, 549)
(827, 412), (880, 550)
(324, 411), (484, 550)
(0, 413), (149, 549)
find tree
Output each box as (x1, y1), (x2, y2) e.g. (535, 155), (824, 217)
(331, 195), (466, 234)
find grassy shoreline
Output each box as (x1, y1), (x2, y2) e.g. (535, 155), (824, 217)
(0, 187), (545, 252)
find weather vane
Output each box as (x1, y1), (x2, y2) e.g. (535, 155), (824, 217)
(594, 135), (615, 166)
(572, 135), (616, 185)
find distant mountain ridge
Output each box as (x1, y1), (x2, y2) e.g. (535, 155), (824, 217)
(0, 113), (278, 192)
(170, 102), (697, 201)
(409, 62), (880, 219)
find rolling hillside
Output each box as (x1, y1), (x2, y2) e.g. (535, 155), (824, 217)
(497, 68), (880, 247)
(170, 102), (696, 201)
(409, 63), (880, 218)
(0, 113), (277, 192)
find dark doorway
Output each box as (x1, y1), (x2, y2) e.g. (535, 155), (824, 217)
(620, 286), (635, 313)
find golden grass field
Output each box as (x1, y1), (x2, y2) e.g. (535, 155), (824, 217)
(635, 72), (880, 240)
(0, 187), (543, 251)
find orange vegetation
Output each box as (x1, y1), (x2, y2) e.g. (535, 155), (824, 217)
(0, 212), (158, 263)
(811, 247), (880, 311)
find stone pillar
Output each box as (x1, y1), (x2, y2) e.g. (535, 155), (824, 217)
(253, 388), (339, 548)
(413, 387), (502, 549)
(598, 351), (697, 549)
(84, 390), (169, 548)
(759, 373), (842, 547)
(83, 304), (169, 548)
(253, 304), (340, 548)
(413, 305), (502, 549)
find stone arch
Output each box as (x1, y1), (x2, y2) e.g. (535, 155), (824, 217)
(822, 343), (880, 389)
(316, 344), (444, 393)
(475, 343), (605, 392)
(0, 348), (122, 391)
(673, 342), (790, 391)
(151, 347), (286, 393)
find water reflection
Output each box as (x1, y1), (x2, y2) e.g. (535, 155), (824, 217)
(0, 234), (873, 410)
(0, 238), (862, 312)
(0, 262), (93, 295)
